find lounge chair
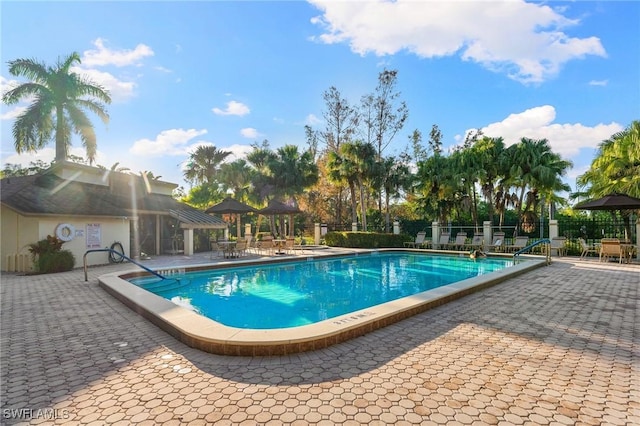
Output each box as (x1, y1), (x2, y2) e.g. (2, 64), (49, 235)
(436, 232), (450, 249)
(578, 238), (598, 260)
(404, 231), (427, 248)
(506, 236), (529, 253)
(548, 237), (567, 257)
(464, 233), (484, 251)
(445, 232), (468, 250)
(487, 232), (505, 252)
(599, 238), (622, 263)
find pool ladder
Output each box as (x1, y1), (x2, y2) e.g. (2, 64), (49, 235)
(513, 239), (551, 265)
(83, 248), (167, 282)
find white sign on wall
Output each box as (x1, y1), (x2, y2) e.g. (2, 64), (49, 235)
(86, 224), (102, 248)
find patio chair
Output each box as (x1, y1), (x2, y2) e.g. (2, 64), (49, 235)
(599, 238), (622, 263)
(256, 237), (274, 255)
(404, 231), (427, 248)
(445, 232), (468, 250)
(548, 237), (567, 257)
(464, 233), (484, 251)
(578, 238), (598, 260)
(507, 236), (529, 253)
(234, 240), (248, 257)
(285, 237), (296, 254)
(210, 240), (223, 259)
(436, 232), (451, 249)
(487, 232), (505, 252)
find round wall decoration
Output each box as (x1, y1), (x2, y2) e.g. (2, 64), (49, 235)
(55, 223), (76, 242)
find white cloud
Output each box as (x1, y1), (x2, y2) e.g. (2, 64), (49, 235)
(588, 79), (608, 86)
(213, 101), (250, 116)
(225, 143), (254, 160)
(479, 105), (623, 158)
(71, 66), (136, 103)
(304, 114), (322, 126)
(130, 128), (208, 156)
(240, 128), (260, 139)
(0, 106), (26, 120)
(309, 0), (606, 83)
(81, 38), (154, 67)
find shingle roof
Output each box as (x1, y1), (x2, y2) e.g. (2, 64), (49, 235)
(1, 174), (132, 217)
(0, 173), (219, 227)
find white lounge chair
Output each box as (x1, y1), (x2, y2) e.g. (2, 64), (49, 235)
(404, 231), (427, 248)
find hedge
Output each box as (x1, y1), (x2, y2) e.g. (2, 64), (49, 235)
(324, 231), (412, 248)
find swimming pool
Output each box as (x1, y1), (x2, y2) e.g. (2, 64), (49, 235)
(99, 249), (545, 355)
(129, 253), (514, 329)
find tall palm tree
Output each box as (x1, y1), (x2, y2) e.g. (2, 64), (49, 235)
(507, 138), (571, 234)
(2, 52), (111, 164)
(340, 141), (377, 231)
(218, 159), (254, 201)
(379, 156), (412, 232)
(183, 145), (231, 186)
(327, 148), (359, 226)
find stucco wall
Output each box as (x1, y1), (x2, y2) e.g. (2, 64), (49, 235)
(1, 207), (131, 272)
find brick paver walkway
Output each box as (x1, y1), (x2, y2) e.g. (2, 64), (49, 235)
(1, 258), (638, 425)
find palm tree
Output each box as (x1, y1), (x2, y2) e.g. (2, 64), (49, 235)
(218, 159), (254, 201)
(576, 120), (640, 239)
(327, 148), (359, 226)
(340, 141), (377, 231)
(577, 120), (640, 198)
(379, 155), (412, 232)
(507, 138), (571, 235)
(183, 145), (231, 186)
(2, 52), (111, 164)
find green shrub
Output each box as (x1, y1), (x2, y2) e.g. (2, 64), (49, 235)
(37, 250), (76, 273)
(28, 235), (75, 273)
(324, 231), (412, 248)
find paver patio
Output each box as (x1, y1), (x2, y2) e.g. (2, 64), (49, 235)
(1, 254), (638, 425)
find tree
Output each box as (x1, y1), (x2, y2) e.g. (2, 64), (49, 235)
(339, 141), (377, 231)
(320, 86), (359, 153)
(360, 69), (408, 213)
(218, 159), (254, 201)
(577, 120), (640, 198)
(183, 145), (231, 186)
(327, 147), (359, 226)
(360, 69), (408, 158)
(2, 52), (111, 164)
(505, 138), (572, 235)
(379, 155), (412, 232)
(576, 120), (640, 239)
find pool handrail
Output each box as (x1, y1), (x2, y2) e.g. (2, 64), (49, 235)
(84, 248), (166, 282)
(513, 238), (551, 265)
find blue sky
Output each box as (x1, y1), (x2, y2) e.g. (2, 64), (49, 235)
(1, 1), (638, 193)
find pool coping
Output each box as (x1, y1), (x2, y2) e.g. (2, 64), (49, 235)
(98, 249), (547, 356)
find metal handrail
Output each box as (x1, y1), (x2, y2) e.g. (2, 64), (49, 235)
(513, 238), (551, 265)
(83, 248), (166, 282)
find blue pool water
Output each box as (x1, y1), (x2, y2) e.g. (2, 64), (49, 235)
(129, 253), (515, 329)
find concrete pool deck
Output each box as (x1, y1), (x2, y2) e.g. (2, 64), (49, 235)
(1, 250), (638, 425)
